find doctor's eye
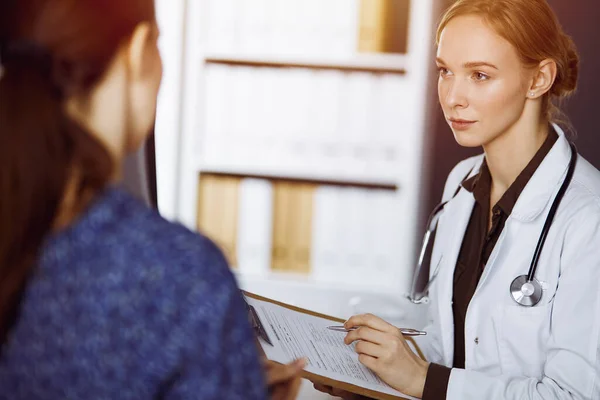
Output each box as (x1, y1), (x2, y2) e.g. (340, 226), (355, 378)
(473, 72), (490, 82)
(438, 67), (451, 78)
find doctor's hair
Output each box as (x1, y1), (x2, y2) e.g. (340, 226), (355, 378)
(0, 0), (155, 348)
(436, 0), (579, 127)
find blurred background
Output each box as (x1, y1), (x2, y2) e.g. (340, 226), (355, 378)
(122, 0), (599, 397)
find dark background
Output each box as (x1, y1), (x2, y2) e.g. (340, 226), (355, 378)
(422, 0), (600, 228)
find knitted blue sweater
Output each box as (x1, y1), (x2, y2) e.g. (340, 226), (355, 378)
(0, 188), (267, 399)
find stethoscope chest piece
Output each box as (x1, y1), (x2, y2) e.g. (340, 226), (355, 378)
(510, 275), (543, 306)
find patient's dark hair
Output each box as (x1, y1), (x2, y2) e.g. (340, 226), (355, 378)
(0, 0), (155, 346)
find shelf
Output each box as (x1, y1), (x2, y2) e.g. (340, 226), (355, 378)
(204, 53), (408, 74)
(199, 168), (399, 191)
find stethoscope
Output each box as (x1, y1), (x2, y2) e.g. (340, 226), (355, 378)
(408, 142), (577, 307)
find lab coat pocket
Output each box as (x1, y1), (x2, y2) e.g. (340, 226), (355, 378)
(499, 303), (551, 378)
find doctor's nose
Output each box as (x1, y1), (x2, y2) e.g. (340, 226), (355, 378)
(441, 80), (469, 110)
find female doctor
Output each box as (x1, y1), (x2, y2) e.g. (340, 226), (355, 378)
(314, 0), (600, 399)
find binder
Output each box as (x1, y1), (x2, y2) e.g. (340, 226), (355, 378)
(311, 185), (340, 282)
(357, 0), (411, 54)
(197, 174), (241, 267)
(237, 178), (274, 276)
(244, 291), (425, 400)
(271, 182), (293, 272)
(271, 182), (315, 274)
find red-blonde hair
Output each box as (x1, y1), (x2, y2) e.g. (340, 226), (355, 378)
(436, 0), (579, 123)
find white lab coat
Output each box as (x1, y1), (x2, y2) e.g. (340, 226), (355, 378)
(414, 125), (600, 399)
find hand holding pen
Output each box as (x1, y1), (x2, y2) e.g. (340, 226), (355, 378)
(338, 314), (430, 398)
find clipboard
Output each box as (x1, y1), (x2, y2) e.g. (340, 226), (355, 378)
(244, 291), (426, 400)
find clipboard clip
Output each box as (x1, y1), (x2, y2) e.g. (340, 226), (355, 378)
(246, 301), (274, 346)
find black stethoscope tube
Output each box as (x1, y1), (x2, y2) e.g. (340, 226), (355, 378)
(526, 143), (577, 282)
(410, 142), (578, 307)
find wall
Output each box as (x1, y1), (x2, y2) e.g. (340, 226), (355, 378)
(546, 0), (600, 166)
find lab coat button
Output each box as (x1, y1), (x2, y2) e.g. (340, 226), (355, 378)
(474, 337), (479, 345)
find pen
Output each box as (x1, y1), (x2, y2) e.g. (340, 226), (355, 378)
(327, 325), (427, 336)
(247, 303), (274, 346)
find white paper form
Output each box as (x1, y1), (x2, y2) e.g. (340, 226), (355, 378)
(245, 296), (417, 399)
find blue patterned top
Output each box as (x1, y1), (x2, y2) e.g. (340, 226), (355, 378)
(0, 188), (267, 400)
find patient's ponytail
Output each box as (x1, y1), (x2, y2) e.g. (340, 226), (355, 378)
(0, 43), (113, 345)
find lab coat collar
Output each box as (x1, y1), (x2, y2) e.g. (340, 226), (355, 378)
(511, 123), (572, 222)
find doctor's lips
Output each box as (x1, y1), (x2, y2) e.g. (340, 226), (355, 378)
(448, 118), (477, 130)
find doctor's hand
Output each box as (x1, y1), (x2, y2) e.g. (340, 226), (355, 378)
(344, 314), (429, 399)
(264, 357), (306, 400)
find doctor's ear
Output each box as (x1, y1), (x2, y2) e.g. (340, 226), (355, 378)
(527, 59), (557, 99)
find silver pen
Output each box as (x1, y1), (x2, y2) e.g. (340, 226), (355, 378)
(327, 325), (426, 336)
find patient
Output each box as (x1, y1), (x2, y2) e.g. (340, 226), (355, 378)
(0, 1), (302, 399)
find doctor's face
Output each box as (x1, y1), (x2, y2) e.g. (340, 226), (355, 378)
(436, 15), (531, 148)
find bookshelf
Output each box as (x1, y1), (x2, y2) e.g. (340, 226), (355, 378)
(204, 53), (408, 74)
(155, 0), (440, 318)
(198, 169), (398, 191)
